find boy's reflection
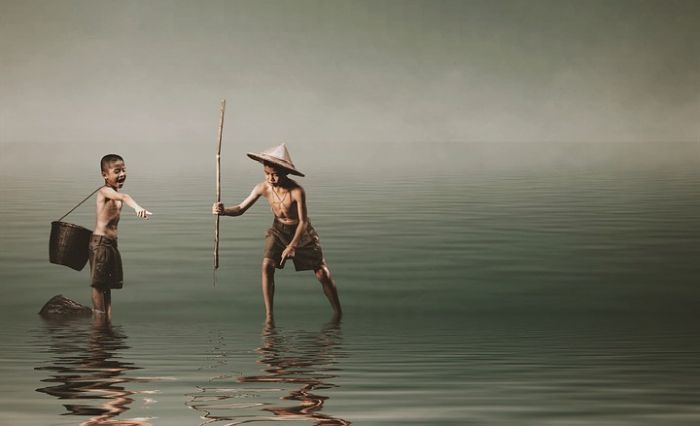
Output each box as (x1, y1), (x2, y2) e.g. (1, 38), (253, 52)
(237, 318), (350, 425)
(35, 317), (151, 425)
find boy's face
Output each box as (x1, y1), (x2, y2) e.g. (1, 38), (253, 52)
(102, 160), (127, 189)
(264, 165), (287, 187)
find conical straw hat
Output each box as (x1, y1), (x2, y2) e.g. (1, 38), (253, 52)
(246, 143), (304, 177)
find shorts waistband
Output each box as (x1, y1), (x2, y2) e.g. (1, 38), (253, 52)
(91, 234), (118, 247)
(272, 218), (313, 232)
(272, 219), (297, 231)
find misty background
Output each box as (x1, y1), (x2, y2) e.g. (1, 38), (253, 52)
(1, 0), (698, 177)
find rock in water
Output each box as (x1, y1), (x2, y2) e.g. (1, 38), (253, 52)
(39, 294), (92, 318)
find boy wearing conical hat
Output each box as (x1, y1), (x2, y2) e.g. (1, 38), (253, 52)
(213, 144), (342, 321)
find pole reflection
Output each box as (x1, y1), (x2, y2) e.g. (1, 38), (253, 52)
(35, 317), (151, 426)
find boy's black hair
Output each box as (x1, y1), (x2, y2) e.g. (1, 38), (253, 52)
(100, 154), (124, 172)
(262, 160), (290, 176)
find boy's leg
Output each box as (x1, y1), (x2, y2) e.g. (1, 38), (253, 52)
(104, 289), (112, 319)
(262, 258), (276, 321)
(91, 287), (106, 315)
(314, 264), (342, 318)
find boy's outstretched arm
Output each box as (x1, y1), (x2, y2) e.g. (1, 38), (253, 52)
(101, 187), (151, 219)
(213, 184), (263, 217)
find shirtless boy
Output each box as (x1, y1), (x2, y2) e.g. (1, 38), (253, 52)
(90, 154), (150, 318)
(212, 144), (342, 321)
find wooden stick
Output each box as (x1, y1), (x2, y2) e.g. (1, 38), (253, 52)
(214, 99), (226, 270)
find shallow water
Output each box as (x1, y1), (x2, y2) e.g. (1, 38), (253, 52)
(1, 142), (699, 425)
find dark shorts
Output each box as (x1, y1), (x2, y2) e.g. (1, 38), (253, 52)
(88, 235), (123, 289)
(264, 220), (325, 271)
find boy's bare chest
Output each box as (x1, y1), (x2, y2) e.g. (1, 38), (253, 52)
(264, 191), (296, 217)
(100, 198), (123, 216)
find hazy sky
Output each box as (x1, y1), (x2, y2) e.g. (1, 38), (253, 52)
(1, 0), (698, 145)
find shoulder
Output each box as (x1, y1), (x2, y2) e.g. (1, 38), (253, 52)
(253, 181), (267, 195)
(290, 182), (306, 199)
(98, 186), (117, 198)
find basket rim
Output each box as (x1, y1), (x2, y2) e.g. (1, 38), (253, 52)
(51, 221), (92, 231)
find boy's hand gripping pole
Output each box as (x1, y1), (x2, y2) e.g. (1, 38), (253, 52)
(214, 99), (226, 270)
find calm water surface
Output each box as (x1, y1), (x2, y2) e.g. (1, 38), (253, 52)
(1, 144), (699, 425)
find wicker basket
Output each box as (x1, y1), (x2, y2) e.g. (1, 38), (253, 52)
(49, 221), (93, 271)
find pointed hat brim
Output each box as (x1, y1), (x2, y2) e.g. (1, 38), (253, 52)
(246, 143), (305, 177)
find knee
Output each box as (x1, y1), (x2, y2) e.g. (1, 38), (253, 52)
(262, 259), (276, 274)
(315, 265), (332, 281)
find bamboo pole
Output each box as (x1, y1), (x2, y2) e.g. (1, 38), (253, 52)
(214, 99), (226, 269)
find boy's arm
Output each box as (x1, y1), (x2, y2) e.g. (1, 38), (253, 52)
(281, 187), (308, 260)
(100, 187), (150, 219)
(213, 184), (263, 217)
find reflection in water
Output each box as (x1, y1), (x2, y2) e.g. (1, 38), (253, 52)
(35, 318), (152, 425)
(239, 319), (349, 425)
(188, 319), (349, 425)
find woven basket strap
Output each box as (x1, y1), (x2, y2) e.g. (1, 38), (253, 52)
(57, 186), (104, 222)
